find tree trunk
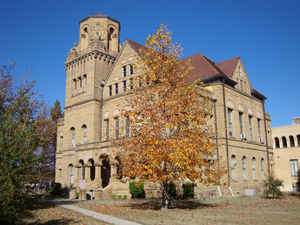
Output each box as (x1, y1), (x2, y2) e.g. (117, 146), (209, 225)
(161, 181), (168, 210)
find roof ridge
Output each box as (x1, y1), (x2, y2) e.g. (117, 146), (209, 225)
(202, 55), (228, 77)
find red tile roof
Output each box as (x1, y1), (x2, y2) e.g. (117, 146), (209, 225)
(126, 39), (147, 56)
(216, 56), (240, 78)
(126, 39), (240, 83)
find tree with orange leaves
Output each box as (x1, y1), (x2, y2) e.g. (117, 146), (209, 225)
(117, 25), (221, 209)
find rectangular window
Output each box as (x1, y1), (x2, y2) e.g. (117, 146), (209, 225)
(252, 158), (256, 180)
(115, 117), (119, 139)
(257, 118), (261, 140)
(228, 108), (233, 137)
(242, 157), (247, 180)
(115, 83), (118, 95)
(125, 117), (130, 137)
(122, 65), (127, 77)
(123, 80), (127, 92)
(290, 159), (299, 177)
(129, 64), (133, 75)
(60, 136), (63, 150)
(71, 128), (75, 147)
(239, 112), (243, 136)
(261, 158), (265, 180)
(130, 78), (134, 90)
(249, 115), (253, 141)
(104, 119), (109, 140)
(109, 85), (112, 96)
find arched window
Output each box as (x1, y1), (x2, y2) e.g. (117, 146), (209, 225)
(282, 136), (287, 148)
(60, 136), (63, 150)
(69, 164), (74, 186)
(73, 79), (77, 90)
(242, 156), (247, 180)
(297, 135), (300, 147)
(261, 158), (265, 180)
(252, 157), (256, 180)
(274, 137), (280, 148)
(82, 124), (87, 143)
(231, 155), (236, 180)
(83, 74), (87, 88)
(71, 127), (75, 147)
(79, 76), (82, 88)
(79, 159), (85, 180)
(89, 159), (95, 181)
(290, 135), (295, 147)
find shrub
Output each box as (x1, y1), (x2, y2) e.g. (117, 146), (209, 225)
(75, 191), (79, 199)
(183, 183), (194, 199)
(129, 181), (145, 198)
(166, 182), (177, 199)
(47, 182), (69, 198)
(264, 176), (283, 199)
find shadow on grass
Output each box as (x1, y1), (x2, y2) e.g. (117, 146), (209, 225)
(24, 218), (77, 225)
(127, 199), (218, 210)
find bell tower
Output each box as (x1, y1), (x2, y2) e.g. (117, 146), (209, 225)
(63, 14), (120, 146)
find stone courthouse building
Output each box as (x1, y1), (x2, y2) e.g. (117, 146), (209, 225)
(55, 14), (273, 198)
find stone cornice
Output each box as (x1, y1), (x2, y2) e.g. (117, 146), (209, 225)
(65, 49), (116, 69)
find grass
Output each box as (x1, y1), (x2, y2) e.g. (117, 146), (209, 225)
(75, 196), (300, 225)
(22, 201), (112, 225)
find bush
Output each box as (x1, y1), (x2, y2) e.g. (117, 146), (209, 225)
(129, 181), (145, 198)
(264, 176), (283, 199)
(183, 183), (194, 199)
(47, 182), (69, 198)
(166, 182), (177, 199)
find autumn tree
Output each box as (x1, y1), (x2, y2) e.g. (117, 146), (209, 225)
(117, 25), (221, 209)
(36, 100), (62, 184)
(0, 62), (42, 224)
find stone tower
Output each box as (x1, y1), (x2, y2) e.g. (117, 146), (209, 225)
(63, 15), (120, 147)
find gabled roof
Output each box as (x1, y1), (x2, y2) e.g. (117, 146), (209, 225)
(216, 56), (240, 78)
(125, 40), (238, 85)
(181, 54), (223, 83)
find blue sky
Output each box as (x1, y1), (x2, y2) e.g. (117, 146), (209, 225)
(0, 0), (299, 127)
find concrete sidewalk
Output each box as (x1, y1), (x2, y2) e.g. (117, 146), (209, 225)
(60, 203), (141, 225)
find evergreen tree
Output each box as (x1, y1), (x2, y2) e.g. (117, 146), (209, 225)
(0, 63), (43, 224)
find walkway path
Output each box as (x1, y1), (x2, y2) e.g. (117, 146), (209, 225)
(58, 201), (141, 225)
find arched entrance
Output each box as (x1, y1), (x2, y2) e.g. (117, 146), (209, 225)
(100, 154), (111, 188)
